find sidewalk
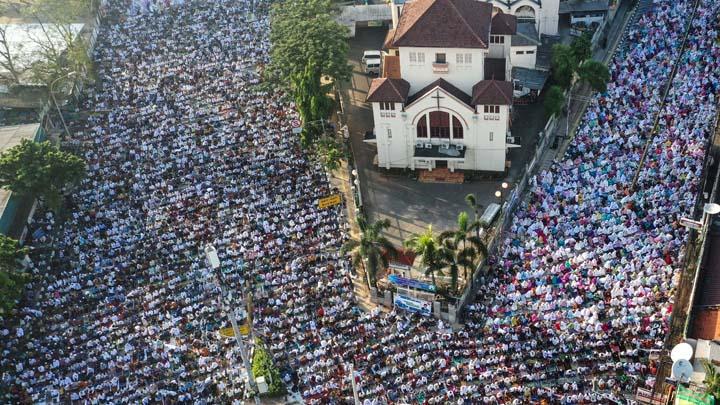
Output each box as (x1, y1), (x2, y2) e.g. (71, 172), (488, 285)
(327, 159), (378, 313)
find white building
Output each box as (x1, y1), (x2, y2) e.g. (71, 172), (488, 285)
(367, 0), (524, 172)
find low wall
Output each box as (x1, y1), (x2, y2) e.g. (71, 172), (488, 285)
(337, 4), (392, 37)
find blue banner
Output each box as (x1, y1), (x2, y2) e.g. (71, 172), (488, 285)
(388, 274), (436, 292)
(394, 294), (432, 316)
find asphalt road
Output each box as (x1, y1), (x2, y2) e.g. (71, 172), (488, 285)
(339, 27), (548, 246)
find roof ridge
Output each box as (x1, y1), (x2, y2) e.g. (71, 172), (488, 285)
(392, 0), (434, 46)
(447, 0), (486, 48)
(388, 79), (403, 100)
(491, 79), (512, 104)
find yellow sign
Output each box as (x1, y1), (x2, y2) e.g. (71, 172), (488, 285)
(219, 325), (250, 338)
(318, 194), (342, 209)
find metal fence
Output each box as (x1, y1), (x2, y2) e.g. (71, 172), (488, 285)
(456, 114), (558, 314)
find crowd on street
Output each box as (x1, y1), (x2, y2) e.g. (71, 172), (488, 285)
(0, 0), (719, 403)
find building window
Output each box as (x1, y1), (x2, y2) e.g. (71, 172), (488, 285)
(490, 35), (505, 44)
(452, 116), (463, 139)
(516, 51), (525, 55)
(387, 128), (392, 139)
(409, 52), (417, 63)
(429, 111), (450, 138)
(380, 102), (394, 110)
(484, 105), (500, 114)
(489, 132), (494, 142)
(435, 53), (446, 64)
(526, 50), (535, 54)
(418, 52), (425, 63)
(417, 118), (428, 138)
(456, 53), (472, 64)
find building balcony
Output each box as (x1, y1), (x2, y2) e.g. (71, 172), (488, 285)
(432, 62), (449, 74)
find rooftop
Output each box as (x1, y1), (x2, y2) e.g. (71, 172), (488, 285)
(406, 78), (472, 107)
(366, 78), (411, 103)
(387, 0), (493, 49)
(491, 12), (517, 35)
(511, 22), (540, 47)
(512, 67), (550, 90)
(471, 80), (513, 105)
(559, 0), (610, 14)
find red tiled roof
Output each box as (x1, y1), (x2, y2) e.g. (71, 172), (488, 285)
(388, 0), (492, 49)
(471, 80), (513, 105)
(491, 11), (517, 35)
(406, 78), (473, 107)
(366, 78), (411, 103)
(383, 55), (401, 79)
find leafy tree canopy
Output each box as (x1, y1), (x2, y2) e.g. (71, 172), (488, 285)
(0, 139), (85, 210)
(571, 32), (592, 63)
(551, 44), (577, 89)
(577, 60), (610, 93)
(0, 234), (28, 314)
(252, 340), (286, 396)
(544, 85), (566, 116)
(268, 0), (351, 87)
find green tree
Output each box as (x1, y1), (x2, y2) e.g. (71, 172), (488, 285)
(577, 60), (610, 93)
(341, 215), (397, 288)
(551, 44), (577, 89)
(0, 139), (86, 210)
(404, 225), (445, 289)
(704, 360), (720, 400)
(570, 32), (592, 63)
(439, 212), (488, 291)
(544, 85), (566, 116)
(314, 136), (344, 171)
(294, 61), (333, 145)
(251, 339), (286, 396)
(0, 235), (28, 314)
(269, 0), (351, 141)
(269, 0), (351, 86)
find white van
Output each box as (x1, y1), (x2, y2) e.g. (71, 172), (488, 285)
(364, 58), (381, 75)
(361, 50), (382, 64)
(362, 50), (382, 76)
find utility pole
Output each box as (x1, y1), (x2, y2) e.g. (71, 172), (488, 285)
(205, 245), (261, 405)
(348, 363), (360, 405)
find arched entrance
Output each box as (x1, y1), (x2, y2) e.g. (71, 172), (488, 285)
(516, 5), (536, 23)
(415, 111), (464, 140)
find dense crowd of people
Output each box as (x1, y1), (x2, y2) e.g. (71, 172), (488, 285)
(0, 0), (718, 403)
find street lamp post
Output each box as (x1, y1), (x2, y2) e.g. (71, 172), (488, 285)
(204, 245), (261, 405)
(50, 71), (78, 140)
(348, 363), (361, 405)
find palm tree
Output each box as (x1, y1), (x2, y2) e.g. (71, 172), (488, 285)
(404, 225), (445, 289)
(703, 360), (720, 399)
(438, 238), (461, 294)
(465, 193), (483, 221)
(439, 212), (489, 290)
(341, 215), (397, 288)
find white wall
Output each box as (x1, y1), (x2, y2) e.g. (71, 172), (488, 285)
(488, 40), (507, 59)
(398, 46), (486, 95)
(489, 0), (559, 36)
(509, 45), (537, 69)
(371, 90), (509, 172)
(372, 102), (411, 169)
